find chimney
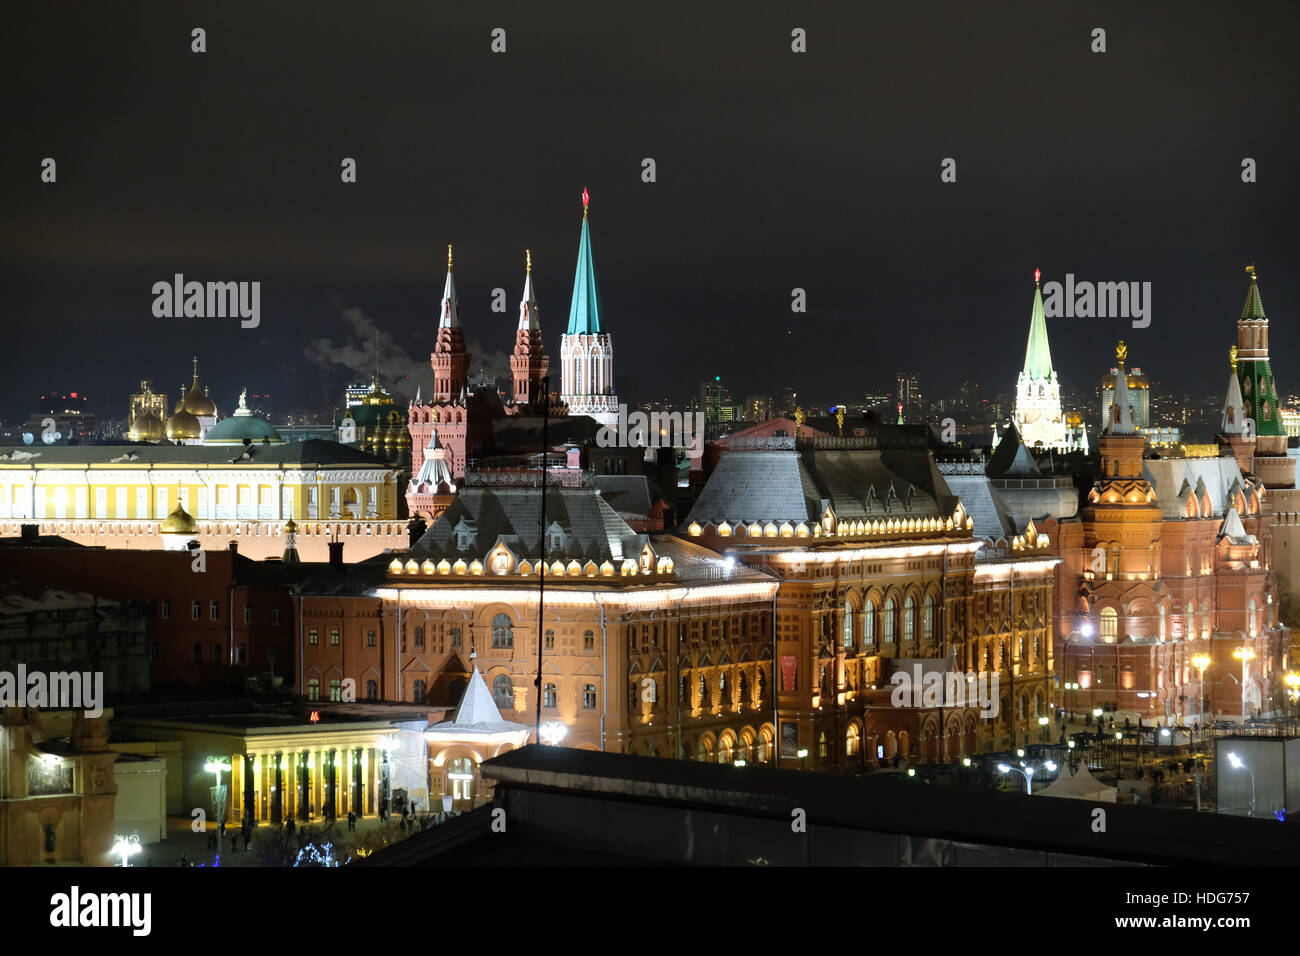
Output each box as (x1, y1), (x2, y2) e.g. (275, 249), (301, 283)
(20, 524), (38, 544)
(229, 541), (238, 557)
(328, 541), (344, 569)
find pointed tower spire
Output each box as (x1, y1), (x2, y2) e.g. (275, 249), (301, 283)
(511, 249), (550, 408)
(560, 189), (619, 427)
(566, 190), (604, 335)
(430, 242), (470, 402)
(1022, 268), (1054, 381)
(1104, 340), (1137, 435)
(439, 244), (459, 329)
(519, 249), (539, 331)
(1236, 264), (1285, 440)
(1222, 345), (1248, 435)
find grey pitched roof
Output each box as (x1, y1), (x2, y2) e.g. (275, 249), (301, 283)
(594, 475), (665, 517)
(1143, 456), (1244, 519)
(942, 474), (1014, 540)
(987, 425), (1041, 477)
(410, 486), (638, 564)
(686, 443), (955, 528)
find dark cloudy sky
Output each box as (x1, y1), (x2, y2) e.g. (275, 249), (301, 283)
(2, 0), (1297, 420)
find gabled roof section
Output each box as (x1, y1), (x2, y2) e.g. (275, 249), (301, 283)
(1218, 507), (1255, 546)
(988, 424), (1041, 477)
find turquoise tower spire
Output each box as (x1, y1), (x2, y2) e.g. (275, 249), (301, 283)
(566, 187), (604, 335)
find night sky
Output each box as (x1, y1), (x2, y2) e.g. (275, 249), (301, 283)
(2, 0), (1297, 421)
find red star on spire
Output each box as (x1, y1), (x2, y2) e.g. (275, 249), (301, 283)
(1034, 267), (1041, 284)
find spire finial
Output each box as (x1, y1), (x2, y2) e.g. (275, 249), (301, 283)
(374, 330), (381, 385)
(582, 187), (589, 219)
(526, 249), (532, 275)
(1230, 343), (1238, 372)
(1116, 340), (1127, 368)
(192, 355), (198, 380)
(448, 244), (453, 270)
(1246, 264), (1256, 282)
(1034, 267), (1041, 285)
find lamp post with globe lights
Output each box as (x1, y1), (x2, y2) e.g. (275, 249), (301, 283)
(998, 760), (1056, 795)
(112, 833), (141, 867)
(203, 756), (230, 848)
(539, 721), (567, 746)
(1284, 672), (1300, 721)
(1192, 654), (1211, 732)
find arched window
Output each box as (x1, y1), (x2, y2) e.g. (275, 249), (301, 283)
(583, 629), (595, 651)
(1248, 598), (1257, 637)
(904, 595), (915, 641)
(307, 678), (319, 701)
(492, 614), (513, 648)
(738, 672), (749, 709)
(412, 679), (426, 703)
(544, 629), (554, 650)
(699, 675), (710, 708)
(448, 757), (474, 802)
(884, 597), (896, 643)
(846, 725), (859, 757)
(365, 679), (378, 700)
(923, 594), (934, 640)
(492, 674), (514, 709)
(1158, 605), (1167, 642)
(1199, 601), (1210, 639)
(1100, 607), (1118, 642)
(863, 600), (875, 645)
(413, 625), (424, 648)
(757, 668), (767, 702)
(818, 732), (828, 759)
(843, 600), (854, 649)
(450, 626), (462, 649)
(329, 678), (342, 701)
(757, 730), (771, 763)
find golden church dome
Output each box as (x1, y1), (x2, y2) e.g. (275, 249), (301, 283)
(129, 411), (165, 442)
(166, 400), (202, 441)
(161, 501), (197, 534)
(182, 358), (217, 417)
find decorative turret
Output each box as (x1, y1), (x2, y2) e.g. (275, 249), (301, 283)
(560, 189), (619, 427)
(431, 244), (470, 402)
(509, 249), (550, 408)
(1234, 266), (1295, 490)
(1097, 340), (1146, 481)
(1219, 344), (1256, 473)
(282, 517), (301, 563)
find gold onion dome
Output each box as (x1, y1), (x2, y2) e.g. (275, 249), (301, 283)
(130, 411), (165, 441)
(166, 396), (202, 441)
(183, 358), (217, 417)
(161, 501), (197, 534)
(284, 518), (298, 534)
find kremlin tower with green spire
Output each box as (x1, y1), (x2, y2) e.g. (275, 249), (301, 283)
(1012, 269), (1087, 453)
(559, 188), (619, 428)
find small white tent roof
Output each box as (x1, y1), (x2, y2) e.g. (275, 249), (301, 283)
(1039, 764), (1117, 802)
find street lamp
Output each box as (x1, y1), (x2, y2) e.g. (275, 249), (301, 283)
(797, 748), (809, 771)
(1233, 647), (1256, 720)
(1038, 715), (1049, 742)
(1226, 751), (1256, 817)
(112, 833), (141, 867)
(203, 756), (230, 845)
(998, 760), (1057, 795)
(539, 720), (567, 746)
(1284, 672), (1300, 719)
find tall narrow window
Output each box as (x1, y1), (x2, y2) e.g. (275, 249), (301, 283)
(1100, 607), (1118, 642)
(904, 596), (915, 641)
(884, 598), (896, 643)
(843, 600), (854, 649)
(923, 594), (934, 640)
(863, 600), (875, 644)
(492, 614), (514, 649)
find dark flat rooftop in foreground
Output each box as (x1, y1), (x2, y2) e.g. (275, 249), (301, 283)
(362, 746), (1300, 867)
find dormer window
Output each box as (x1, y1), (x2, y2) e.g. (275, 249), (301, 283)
(454, 517), (476, 550)
(545, 521), (566, 553)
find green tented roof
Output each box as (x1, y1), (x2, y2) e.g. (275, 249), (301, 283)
(1022, 283), (1053, 380)
(565, 216), (604, 335)
(1241, 276), (1266, 321)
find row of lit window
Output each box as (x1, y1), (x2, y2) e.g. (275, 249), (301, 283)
(687, 515), (965, 538)
(388, 555), (673, 576)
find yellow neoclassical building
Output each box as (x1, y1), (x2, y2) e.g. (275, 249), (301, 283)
(0, 439), (406, 561)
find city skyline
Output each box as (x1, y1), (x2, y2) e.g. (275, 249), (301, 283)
(3, 2), (1298, 415)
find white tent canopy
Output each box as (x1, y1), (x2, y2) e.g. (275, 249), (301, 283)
(1039, 764), (1117, 802)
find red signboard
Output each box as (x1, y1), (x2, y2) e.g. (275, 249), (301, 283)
(781, 655), (797, 692)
